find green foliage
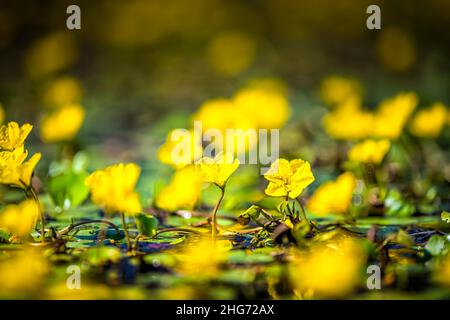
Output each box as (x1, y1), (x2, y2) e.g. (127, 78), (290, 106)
(441, 211), (450, 223)
(384, 189), (415, 217)
(48, 153), (90, 211)
(135, 214), (158, 237)
(425, 235), (450, 257)
(82, 246), (122, 266)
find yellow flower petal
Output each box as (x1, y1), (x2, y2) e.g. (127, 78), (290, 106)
(86, 163), (142, 214)
(264, 158), (315, 199)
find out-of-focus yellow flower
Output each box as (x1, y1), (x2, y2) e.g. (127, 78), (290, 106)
(206, 32), (256, 77)
(42, 76), (83, 108)
(191, 98), (260, 155)
(264, 158), (315, 199)
(175, 238), (230, 279)
(372, 92), (418, 139)
(244, 78), (288, 96)
(434, 254), (450, 287)
(0, 104), (4, 125)
(158, 129), (203, 169)
(47, 283), (112, 300)
(322, 100), (374, 140)
(307, 172), (356, 217)
(0, 149), (41, 189)
(40, 104), (85, 143)
(192, 98), (242, 133)
(156, 165), (201, 211)
(85, 163), (142, 214)
(0, 249), (48, 297)
(0, 200), (38, 238)
(0, 122), (33, 151)
(348, 139), (391, 164)
(234, 87), (291, 129)
(377, 27), (416, 73)
(194, 152), (239, 189)
(320, 76), (363, 107)
(410, 103), (448, 138)
(25, 32), (78, 78)
(290, 238), (365, 298)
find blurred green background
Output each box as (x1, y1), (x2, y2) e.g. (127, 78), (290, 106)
(0, 0), (448, 158)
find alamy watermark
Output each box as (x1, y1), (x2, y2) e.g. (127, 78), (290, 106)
(66, 265), (81, 289)
(366, 264), (381, 290)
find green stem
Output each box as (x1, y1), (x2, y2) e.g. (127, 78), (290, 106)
(296, 198), (314, 229)
(121, 212), (131, 251)
(211, 186), (225, 239)
(58, 219), (121, 237)
(26, 186), (45, 243)
(153, 228), (202, 238)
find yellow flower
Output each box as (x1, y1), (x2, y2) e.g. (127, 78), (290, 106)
(234, 87), (291, 129)
(175, 238), (230, 279)
(410, 103), (448, 138)
(40, 104), (85, 143)
(377, 27), (416, 73)
(156, 166), (201, 211)
(0, 122), (33, 151)
(194, 152), (239, 188)
(42, 76), (83, 108)
(157, 129), (202, 169)
(264, 158), (315, 199)
(322, 100), (374, 140)
(0, 200), (39, 238)
(192, 98), (241, 133)
(0, 148), (41, 189)
(0, 104), (4, 125)
(320, 76), (363, 107)
(290, 238), (365, 298)
(85, 163), (142, 214)
(244, 78), (288, 96)
(0, 249), (48, 297)
(307, 172), (356, 216)
(348, 139), (391, 164)
(434, 254), (450, 287)
(25, 31), (78, 79)
(206, 31), (256, 77)
(372, 92), (418, 139)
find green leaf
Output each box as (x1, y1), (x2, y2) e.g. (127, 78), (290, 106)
(135, 214), (158, 237)
(48, 170), (90, 211)
(395, 229), (413, 247)
(82, 246), (122, 266)
(238, 205), (261, 225)
(227, 250), (274, 265)
(0, 229), (11, 243)
(425, 235), (449, 256)
(384, 189), (415, 217)
(441, 211), (450, 223)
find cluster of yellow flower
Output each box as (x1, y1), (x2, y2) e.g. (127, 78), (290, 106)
(156, 79), (290, 213)
(321, 77), (448, 140)
(0, 122), (41, 190)
(0, 122), (43, 241)
(194, 82), (290, 134)
(39, 77), (85, 143)
(158, 79), (290, 167)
